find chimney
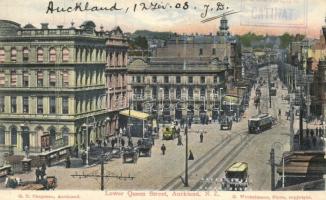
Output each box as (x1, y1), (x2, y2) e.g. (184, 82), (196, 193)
(41, 23), (48, 29)
(57, 25), (63, 29)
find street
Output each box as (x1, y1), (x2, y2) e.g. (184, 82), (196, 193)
(0, 65), (294, 191)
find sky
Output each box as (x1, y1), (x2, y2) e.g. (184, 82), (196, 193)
(0, 0), (325, 38)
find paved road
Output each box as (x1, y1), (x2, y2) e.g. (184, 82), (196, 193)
(0, 65), (292, 191)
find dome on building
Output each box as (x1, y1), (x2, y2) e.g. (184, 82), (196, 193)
(0, 20), (20, 36)
(23, 23), (37, 29)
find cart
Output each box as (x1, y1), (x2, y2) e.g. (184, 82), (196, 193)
(122, 147), (139, 163)
(137, 138), (152, 157)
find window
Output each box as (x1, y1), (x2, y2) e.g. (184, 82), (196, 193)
(62, 97), (69, 114)
(201, 76), (205, 84)
(136, 76), (141, 83)
(188, 87), (193, 98)
(23, 70), (29, 87)
(188, 76), (193, 84)
(11, 127), (17, 145)
(152, 86), (157, 99)
(199, 48), (203, 56)
(37, 48), (44, 62)
(200, 87), (206, 97)
(176, 76), (181, 83)
(37, 71), (43, 87)
(49, 71), (56, 87)
(50, 96), (56, 114)
(23, 96), (29, 113)
(62, 48), (69, 62)
(164, 88), (169, 99)
(0, 48), (4, 63)
(10, 48), (17, 62)
(37, 96), (43, 114)
(62, 128), (69, 146)
(176, 87), (181, 99)
(62, 71), (69, 87)
(10, 70), (17, 87)
(23, 48), (29, 62)
(164, 76), (169, 83)
(214, 76), (218, 83)
(0, 71), (4, 87)
(11, 96), (16, 113)
(0, 96), (4, 112)
(152, 76), (157, 83)
(49, 48), (56, 63)
(0, 127), (4, 145)
(212, 48), (216, 55)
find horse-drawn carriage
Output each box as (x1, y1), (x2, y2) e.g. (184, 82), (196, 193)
(137, 138), (153, 157)
(122, 147), (139, 163)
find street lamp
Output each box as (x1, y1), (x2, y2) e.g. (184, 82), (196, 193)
(82, 116), (96, 167)
(219, 88), (223, 112)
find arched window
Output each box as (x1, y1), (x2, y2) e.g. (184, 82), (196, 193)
(62, 48), (69, 62)
(37, 48), (44, 62)
(49, 48), (56, 63)
(62, 128), (69, 146)
(23, 47), (29, 62)
(0, 48), (5, 63)
(0, 126), (5, 145)
(11, 126), (17, 145)
(11, 48), (17, 62)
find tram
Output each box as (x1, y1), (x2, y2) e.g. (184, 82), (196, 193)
(248, 114), (273, 134)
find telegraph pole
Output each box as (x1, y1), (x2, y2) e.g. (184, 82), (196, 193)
(71, 155), (135, 190)
(270, 148), (275, 191)
(184, 125), (189, 187)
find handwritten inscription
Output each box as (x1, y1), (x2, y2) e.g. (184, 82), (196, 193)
(45, 1), (231, 20)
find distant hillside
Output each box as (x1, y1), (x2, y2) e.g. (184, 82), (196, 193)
(132, 30), (174, 41)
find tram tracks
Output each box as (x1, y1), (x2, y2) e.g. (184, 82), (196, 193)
(160, 129), (248, 191)
(191, 134), (255, 191)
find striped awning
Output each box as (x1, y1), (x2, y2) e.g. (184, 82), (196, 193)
(119, 110), (149, 120)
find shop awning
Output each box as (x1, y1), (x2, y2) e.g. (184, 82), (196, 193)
(119, 110), (149, 120)
(223, 95), (240, 105)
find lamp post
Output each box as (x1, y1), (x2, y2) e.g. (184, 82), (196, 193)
(82, 116), (96, 167)
(184, 124), (189, 187)
(219, 88), (223, 112)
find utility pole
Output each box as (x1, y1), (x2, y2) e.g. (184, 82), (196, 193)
(184, 125), (189, 187)
(71, 155), (135, 190)
(270, 148), (275, 191)
(268, 65), (272, 108)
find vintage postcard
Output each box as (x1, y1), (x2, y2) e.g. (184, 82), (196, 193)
(0, 0), (326, 199)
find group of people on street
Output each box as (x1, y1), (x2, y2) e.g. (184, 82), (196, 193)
(35, 164), (47, 183)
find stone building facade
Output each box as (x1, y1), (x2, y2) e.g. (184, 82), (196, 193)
(0, 20), (128, 153)
(128, 57), (226, 121)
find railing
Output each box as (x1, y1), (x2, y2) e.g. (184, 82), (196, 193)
(39, 146), (71, 167)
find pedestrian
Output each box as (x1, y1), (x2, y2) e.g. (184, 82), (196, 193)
(319, 127), (323, 137)
(312, 136), (317, 147)
(161, 144), (166, 155)
(278, 109), (281, 117)
(306, 129), (309, 138)
(137, 139), (142, 146)
(40, 164), (46, 180)
(111, 138), (115, 148)
(65, 156), (71, 168)
(35, 167), (40, 182)
(188, 150), (194, 160)
(121, 138), (125, 147)
(200, 132), (203, 143)
(310, 129), (314, 137)
(177, 135), (183, 146)
(81, 151), (86, 165)
(128, 139), (133, 147)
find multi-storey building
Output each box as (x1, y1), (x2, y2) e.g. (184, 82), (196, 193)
(128, 57), (226, 121)
(0, 20), (128, 153)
